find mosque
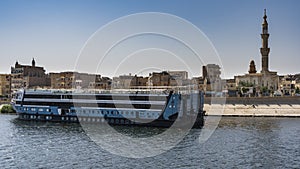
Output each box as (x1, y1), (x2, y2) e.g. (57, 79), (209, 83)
(235, 9), (279, 94)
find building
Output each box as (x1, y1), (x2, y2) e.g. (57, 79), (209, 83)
(50, 71), (76, 89)
(112, 74), (135, 89)
(50, 71), (108, 89)
(11, 59), (50, 92)
(130, 75), (148, 88)
(148, 71), (173, 87)
(279, 75), (297, 95)
(294, 74), (300, 92)
(202, 64), (222, 91)
(235, 9), (279, 96)
(112, 74), (149, 89)
(167, 71), (188, 86)
(148, 72), (169, 87)
(0, 74), (11, 99)
(89, 76), (112, 90)
(223, 79), (237, 97)
(191, 77), (206, 90)
(202, 64), (221, 83)
(147, 71), (189, 87)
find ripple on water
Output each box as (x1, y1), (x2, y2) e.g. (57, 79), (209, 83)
(0, 115), (300, 168)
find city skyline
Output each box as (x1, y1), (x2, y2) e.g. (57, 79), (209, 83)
(0, 1), (299, 78)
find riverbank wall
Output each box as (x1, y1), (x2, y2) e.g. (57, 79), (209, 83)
(204, 96), (300, 117)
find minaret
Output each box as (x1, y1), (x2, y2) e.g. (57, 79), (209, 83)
(261, 9), (270, 72)
(248, 60), (257, 74)
(32, 58), (36, 67)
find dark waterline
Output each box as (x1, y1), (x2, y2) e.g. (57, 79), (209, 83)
(0, 114), (300, 168)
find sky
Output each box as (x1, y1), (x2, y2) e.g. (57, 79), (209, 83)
(0, 0), (299, 78)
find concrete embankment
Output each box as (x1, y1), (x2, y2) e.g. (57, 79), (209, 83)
(204, 96), (300, 117)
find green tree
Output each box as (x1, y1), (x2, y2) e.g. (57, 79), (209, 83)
(260, 86), (268, 93)
(242, 87), (249, 94)
(0, 105), (16, 114)
(239, 81), (254, 87)
(296, 87), (300, 94)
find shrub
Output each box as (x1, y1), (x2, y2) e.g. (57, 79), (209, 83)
(0, 105), (16, 114)
(296, 87), (300, 94)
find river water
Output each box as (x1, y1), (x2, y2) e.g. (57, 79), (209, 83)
(0, 114), (299, 168)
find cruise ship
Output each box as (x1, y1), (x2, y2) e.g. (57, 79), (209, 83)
(11, 89), (205, 128)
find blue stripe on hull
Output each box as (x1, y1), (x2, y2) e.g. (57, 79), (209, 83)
(16, 112), (204, 128)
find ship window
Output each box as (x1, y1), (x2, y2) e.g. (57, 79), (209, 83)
(83, 110), (86, 113)
(131, 112), (134, 115)
(38, 108), (43, 112)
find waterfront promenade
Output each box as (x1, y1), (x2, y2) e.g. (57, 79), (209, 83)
(204, 96), (300, 117)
